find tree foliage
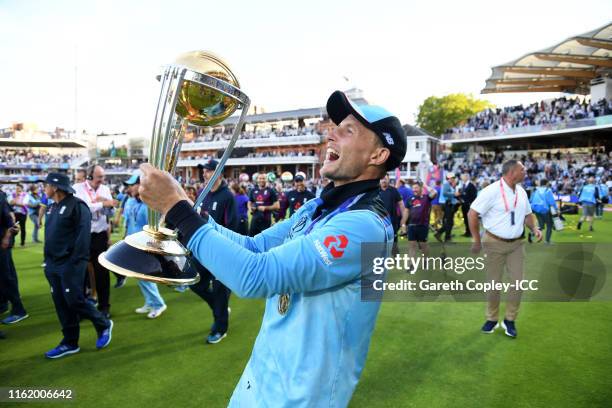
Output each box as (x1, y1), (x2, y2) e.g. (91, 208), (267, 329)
(416, 93), (492, 136)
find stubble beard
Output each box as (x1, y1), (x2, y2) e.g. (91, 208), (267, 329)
(321, 169), (354, 184)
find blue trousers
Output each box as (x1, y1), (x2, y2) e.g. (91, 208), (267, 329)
(29, 213), (40, 242)
(45, 260), (110, 347)
(137, 280), (165, 309)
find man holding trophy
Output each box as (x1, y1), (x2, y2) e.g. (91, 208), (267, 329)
(99, 51), (404, 406)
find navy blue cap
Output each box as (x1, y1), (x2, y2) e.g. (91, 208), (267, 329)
(326, 90), (406, 170)
(45, 172), (75, 194)
(198, 159), (218, 171)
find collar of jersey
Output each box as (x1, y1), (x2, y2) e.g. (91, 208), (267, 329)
(208, 180), (228, 195)
(313, 179), (380, 219)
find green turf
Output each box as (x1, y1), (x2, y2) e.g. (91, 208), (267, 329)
(1, 213), (611, 407)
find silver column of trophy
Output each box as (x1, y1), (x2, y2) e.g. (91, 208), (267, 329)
(99, 51), (250, 285)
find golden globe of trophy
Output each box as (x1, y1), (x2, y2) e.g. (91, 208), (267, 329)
(98, 51), (250, 285)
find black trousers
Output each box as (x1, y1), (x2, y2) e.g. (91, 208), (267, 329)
(391, 222), (399, 253)
(249, 215), (271, 237)
(0, 248), (26, 315)
(438, 203), (458, 241)
(461, 203), (472, 236)
(14, 213), (26, 246)
(189, 263), (230, 334)
(45, 260), (110, 347)
(90, 232), (110, 312)
(237, 217), (248, 236)
(0, 289), (6, 310)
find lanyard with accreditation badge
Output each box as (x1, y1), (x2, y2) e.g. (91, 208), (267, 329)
(84, 181), (99, 202)
(84, 182), (103, 221)
(500, 178), (518, 225)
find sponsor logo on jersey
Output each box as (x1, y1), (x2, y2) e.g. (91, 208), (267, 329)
(314, 239), (333, 266)
(323, 234), (348, 259)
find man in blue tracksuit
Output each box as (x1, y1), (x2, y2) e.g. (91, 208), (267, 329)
(138, 90), (405, 407)
(577, 176), (599, 232)
(42, 173), (113, 359)
(529, 179), (558, 244)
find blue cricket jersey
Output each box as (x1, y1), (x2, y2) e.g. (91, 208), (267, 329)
(578, 184), (598, 205)
(167, 180), (394, 407)
(124, 197), (148, 236)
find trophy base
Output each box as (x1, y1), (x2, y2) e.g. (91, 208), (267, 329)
(98, 240), (199, 286)
(124, 226), (189, 256)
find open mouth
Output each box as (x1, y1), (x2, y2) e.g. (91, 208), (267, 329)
(326, 148), (340, 162)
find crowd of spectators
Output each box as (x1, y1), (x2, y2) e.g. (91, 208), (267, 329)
(0, 149), (80, 166)
(445, 97), (612, 137)
(182, 149), (317, 162)
(436, 147), (610, 196)
(2, 148), (609, 215)
(245, 149), (316, 158)
(188, 125), (322, 143)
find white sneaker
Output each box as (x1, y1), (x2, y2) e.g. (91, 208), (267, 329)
(135, 305), (151, 314)
(147, 304), (167, 319)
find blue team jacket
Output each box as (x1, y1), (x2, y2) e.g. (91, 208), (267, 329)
(530, 187), (558, 214)
(168, 182), (394, 407)
(578, 184), (598, 205)
(438, 181), (456, 205)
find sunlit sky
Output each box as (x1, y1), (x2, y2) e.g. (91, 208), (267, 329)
(1, 0), (610, 138)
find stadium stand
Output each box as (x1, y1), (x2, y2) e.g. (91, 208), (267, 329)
(0, 149), (80, 166)
(444, 96), (612, 139)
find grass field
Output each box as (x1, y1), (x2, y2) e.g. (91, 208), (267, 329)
(1, 213), (611, 408)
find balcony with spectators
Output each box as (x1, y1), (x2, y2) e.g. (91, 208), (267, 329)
(0, 149), (85, 170)
(181, 124), (324, 151)
(178, 147), (320, 168)
(442, 97), (612, 141)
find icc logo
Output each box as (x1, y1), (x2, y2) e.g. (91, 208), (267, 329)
(292, 216), (307, 233)
(323, 235), (348, 258)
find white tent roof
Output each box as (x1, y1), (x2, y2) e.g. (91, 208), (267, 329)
(482, 22), (612, 94)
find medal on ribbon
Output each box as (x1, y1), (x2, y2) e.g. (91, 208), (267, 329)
(278, 294), (290, 315)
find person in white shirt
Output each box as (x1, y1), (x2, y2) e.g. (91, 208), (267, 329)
(468, 160), (542, 339)
(73, 165), (118, 318)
